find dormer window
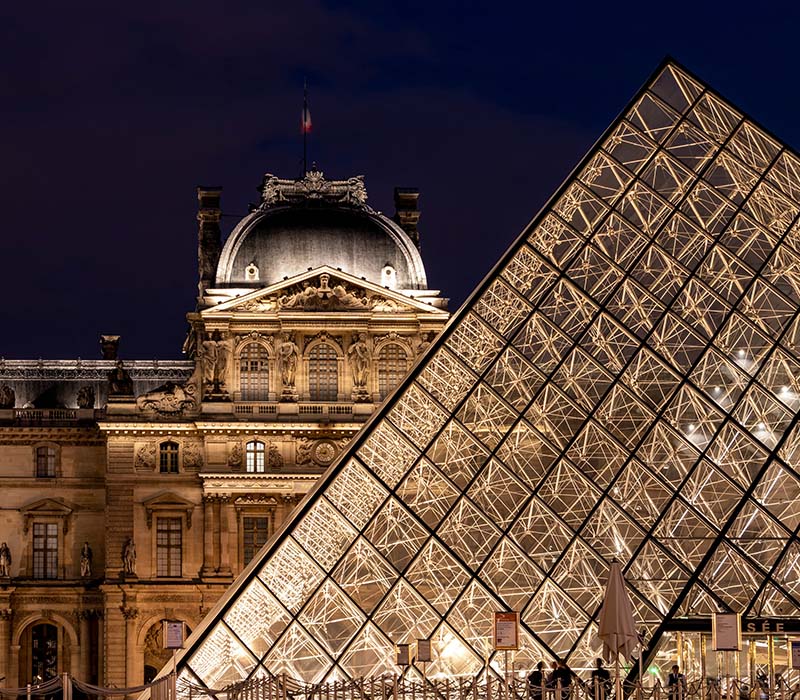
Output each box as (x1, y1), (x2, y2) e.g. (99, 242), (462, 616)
(381, 265), (397, 289)
(245, 262), (259, 282)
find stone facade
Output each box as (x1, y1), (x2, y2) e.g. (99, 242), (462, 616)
(0, 172), (448, 687)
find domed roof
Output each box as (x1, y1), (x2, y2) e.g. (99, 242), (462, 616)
(215, 171), (428, 290)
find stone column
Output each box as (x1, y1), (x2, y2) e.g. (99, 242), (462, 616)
(201, 496), (216, 577)
(0, 609), (11, 686)
(79, 612), (91, 681)
(8, 644), (19, 689)
(101, 587), (127, 687)
(218, 497), (233, 576)
(123, 605), (139, 687)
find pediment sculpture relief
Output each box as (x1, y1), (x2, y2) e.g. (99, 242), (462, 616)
(279, 273), (368, 311)
(136, 381), (197, 416)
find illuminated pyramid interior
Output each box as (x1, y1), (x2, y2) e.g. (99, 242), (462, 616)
(174, 60), (800, 688)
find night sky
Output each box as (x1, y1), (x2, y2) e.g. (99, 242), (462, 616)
(3, 2), (800, 360)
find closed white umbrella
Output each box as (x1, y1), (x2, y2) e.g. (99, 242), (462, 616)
(597, 561), (639, 699)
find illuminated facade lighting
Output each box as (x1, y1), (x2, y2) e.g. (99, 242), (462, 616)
(162, 59), (800, 691)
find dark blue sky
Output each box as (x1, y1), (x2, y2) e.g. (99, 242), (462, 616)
(2, 1), (800, 359)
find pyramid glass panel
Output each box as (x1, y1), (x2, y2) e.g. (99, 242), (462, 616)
(162, 60), (800, 690)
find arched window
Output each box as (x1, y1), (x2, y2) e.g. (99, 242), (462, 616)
(246, 440), (266, 473)
(159, 441), (179, 473)
(31, 623), (58, 682)
(35, 446), (56, 478)
(378, 343), (408, 399)
(308, 343), (338, 401)
(239, 343), (269, 401)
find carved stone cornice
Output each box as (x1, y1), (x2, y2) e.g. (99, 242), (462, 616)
(74, 609), (103, 621)
(233, 495), (278, 509)
(0, 359), (193, 382)
(199, 472), (318, 495)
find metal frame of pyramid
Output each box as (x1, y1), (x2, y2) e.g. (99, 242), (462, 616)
(166, 58), (800, 691)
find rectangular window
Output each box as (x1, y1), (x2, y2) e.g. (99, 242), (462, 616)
(156, 517), (182, 577)
(159, 442), (179, 473)
(243, 516), (270, 564)
(33, 523), (58, 579)
(36, 447), (56, 478)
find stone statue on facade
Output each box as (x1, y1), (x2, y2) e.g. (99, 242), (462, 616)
(80, 541), (92, 577)
(100, 335), (120, 360)
(277, 333), (299, 400)
(0, 385), (15, 409)
(122, 537), (136, 576)
(0, 542), (10, 577)
(279, 274), (368, 311)
(200, 331), (230, 397)
(347, 333), (370, 401)
(76, 386), (95, 409)
(107, 360), (134, 397)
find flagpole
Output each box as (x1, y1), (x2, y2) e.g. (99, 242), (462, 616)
(303, 78), (308, 175)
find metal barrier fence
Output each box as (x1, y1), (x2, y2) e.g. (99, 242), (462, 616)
(0, 674), (173, 700)
(179, 673), (800, 700)
(4, 673), (799, 700)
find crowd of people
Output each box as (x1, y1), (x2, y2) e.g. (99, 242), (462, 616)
(527, 660), (687, 700)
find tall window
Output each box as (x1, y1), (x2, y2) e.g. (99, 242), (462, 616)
(156, 517), (182, 577)
(246, 440), (265, 473)
(240, 343), (269, 400)
(33, 523), (58, 579)
(378, 344), (408, 399)
(159, 441), (179, 473)
(308, 344), (338, 401)
(243, 516), (269, 564)
(35, 446), (56, 478)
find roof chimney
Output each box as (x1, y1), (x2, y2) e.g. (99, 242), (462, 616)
(197, 186), (223, 299)
(393, 187), (420, 250)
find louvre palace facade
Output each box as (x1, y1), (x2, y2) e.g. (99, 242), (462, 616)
(158, 60), (800, 696)
(0, 172), (449, 687)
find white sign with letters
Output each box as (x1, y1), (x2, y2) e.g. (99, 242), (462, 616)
(163, 620), (185, 649)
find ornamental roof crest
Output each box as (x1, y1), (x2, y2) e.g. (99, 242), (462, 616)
(258, 170), (368, 209)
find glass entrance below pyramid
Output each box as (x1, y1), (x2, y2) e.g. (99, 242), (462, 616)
(653, 630), (800, 700)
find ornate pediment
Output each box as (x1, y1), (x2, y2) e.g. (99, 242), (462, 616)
(21, 498), (74, 534)
(143, 492), (196, 529)
(258, 171), (368, 209)
(203, 266), (449, 318)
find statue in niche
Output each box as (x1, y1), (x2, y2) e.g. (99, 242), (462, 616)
(107, 361), (134, 397)
(0, 542), (10, 577)
(80, 541), (92, 577)
(0, 385), (14, 409)
(418, 331), (435, 355)
(347, 333), (370, 388)
(122, 537), (136, 575)
(200, 331), (230, 394)
(76, 386), (95, 409)
(277, 333), (299, 388)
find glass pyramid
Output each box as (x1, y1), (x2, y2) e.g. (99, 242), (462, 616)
(174, 60), (800, 689)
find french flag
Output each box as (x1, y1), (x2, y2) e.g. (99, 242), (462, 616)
(302, 102), (312, 134)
